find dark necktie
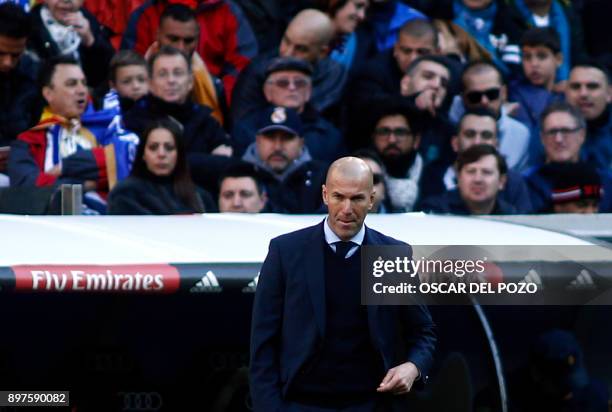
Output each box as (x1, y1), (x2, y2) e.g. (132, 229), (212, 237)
(334, 241), (355, 259)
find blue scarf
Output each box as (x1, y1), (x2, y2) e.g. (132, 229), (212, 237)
(330, 33), (357, 71)
(513, 0), (570, 81)
(453, 0), (509, 73)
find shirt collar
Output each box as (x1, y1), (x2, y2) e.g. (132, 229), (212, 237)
(323, 216), (365, 246)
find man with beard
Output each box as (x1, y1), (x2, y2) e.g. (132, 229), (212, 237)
(370, 103), (423, 212)
(241, 106), (326, 213)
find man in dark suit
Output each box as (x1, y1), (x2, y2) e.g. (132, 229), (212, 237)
(250, 156), (437, 411)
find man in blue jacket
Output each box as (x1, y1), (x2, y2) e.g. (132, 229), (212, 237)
(250, 156), (437, 411)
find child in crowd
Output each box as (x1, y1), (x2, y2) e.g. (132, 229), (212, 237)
(509, 27), (564, 165)
(103, 50), (149, 111)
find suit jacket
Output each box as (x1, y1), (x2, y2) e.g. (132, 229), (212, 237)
(250, 221), (437, 412)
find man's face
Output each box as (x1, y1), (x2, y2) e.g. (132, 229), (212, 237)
(522, 45), (560, 90)
(157, 17), (198, 57)
(393, 33), (436, 73)
(541, 111), (585, 163)
(333, 0), (368, 35)
(42, 64), (88, 119)
(372, 114), (419, 159)
(322, 168), (374, 240)
(554, 199), (599, 214)
(402, 61), (450, 108)
(280, 24), (326, 63)
(566, 67), (611, 121)
(45, 0), (83, 25)
(462, 0), (493, 10)
(463, 69), (505, 117)
(263, 70), (312, 112)
(219, 177), (266, 213)
(256, 130), (303, 172)
(0, 35), (27, 74)
(112, 64), (148, 101)
(149, 54), (193, 104)
(452, 114), (498, 153)
(457, 154), (505, 206)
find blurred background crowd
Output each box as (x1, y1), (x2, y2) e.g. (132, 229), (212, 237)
(0, 0), (611, 216)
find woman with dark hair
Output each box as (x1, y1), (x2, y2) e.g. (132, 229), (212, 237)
(320, 0), (376, 78)
(108, 118), (214, 214)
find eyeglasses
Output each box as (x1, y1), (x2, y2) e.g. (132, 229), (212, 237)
(461, 129), (496, 140)
(465, 88), (501, 104)
(373, 127), (412, 139)
(373, 173), (384, 185)
(542, 126), (583, 138)
(266, 77), (310, 89)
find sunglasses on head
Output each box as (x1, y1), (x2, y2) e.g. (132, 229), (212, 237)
(465, 88), (501, 105)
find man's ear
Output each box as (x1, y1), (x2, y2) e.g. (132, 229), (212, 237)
(322, 184), (329, 205)
(451, 135), (459, 153)
(400, 74), (412, 96)
(42, 85), (52, 104)
(500, 84), (508, 102)
(498, 174), (507, 191)
(555, 52), (563, 68)
(414, 133), (421, 150)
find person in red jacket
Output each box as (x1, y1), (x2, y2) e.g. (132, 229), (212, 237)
(121, 0), (257, 102)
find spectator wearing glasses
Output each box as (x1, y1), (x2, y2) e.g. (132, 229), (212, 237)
(231, 57), (344, 162)
(369, 102), (423, 212)
(524, 101), (612, 212)
(450, 61), (531, 171)
(419, 108), (533, 213)
(353, 148), (389, 213)
(231, 9), (347, 123)
(123, 46), (232, 194)
(564, 62), (612, 170)
(421, 144), (517, 215)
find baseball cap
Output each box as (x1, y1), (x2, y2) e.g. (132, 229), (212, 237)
(255, 106), (303, 137)
(265, 57), (313, 79)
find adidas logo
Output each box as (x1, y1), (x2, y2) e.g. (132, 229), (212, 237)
(190, 271), (222, 293)
(567, 269), (596, 290)
(520, 269), (543, 289)
(242, 273), (260, 293)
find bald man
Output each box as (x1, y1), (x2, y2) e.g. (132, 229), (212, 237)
(250, 157), (437, 412)
(232, 9), (348, 122)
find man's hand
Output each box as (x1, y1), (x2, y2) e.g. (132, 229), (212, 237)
(64, 11), (95, 47)
(144, 41), (161, 60)
(377, 361), (419, 395)
(414, 88), (439, 117)
(47, 164), (62, 177)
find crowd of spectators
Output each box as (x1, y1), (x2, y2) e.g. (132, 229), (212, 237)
(0, 0), (611, 216)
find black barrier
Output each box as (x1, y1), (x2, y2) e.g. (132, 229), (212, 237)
(1, 265), (610, 411)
